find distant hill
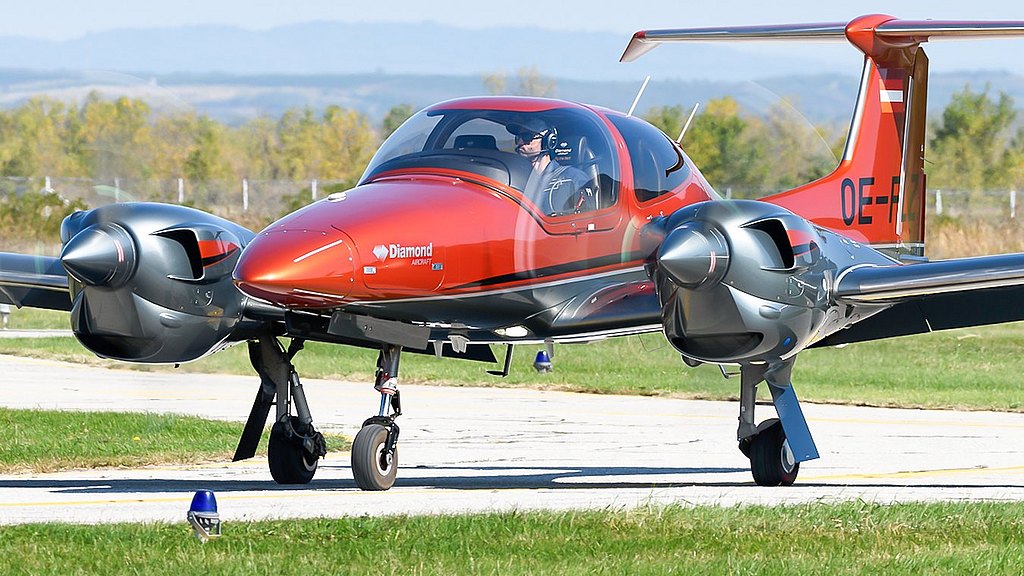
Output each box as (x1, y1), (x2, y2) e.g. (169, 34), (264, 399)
(0, 20), (1020, 81)
(0, 21), (851, 82)
(1, 67), (1022, 129)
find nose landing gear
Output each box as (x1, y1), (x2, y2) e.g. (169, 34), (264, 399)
(352, 344), (403, 491)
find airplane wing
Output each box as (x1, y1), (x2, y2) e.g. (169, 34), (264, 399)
(0, 253), (72, 312)
(813, 253), (1024, 346)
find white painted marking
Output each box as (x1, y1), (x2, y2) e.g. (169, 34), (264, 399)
(293, 238), (347, 263)
(879, 89), (904, 103)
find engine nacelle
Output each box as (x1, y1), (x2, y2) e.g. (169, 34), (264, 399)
(59, 203), (258, 363)
(648, 200), (835, 364)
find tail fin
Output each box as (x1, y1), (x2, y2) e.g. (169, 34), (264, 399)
(621, 15), (1024, 258)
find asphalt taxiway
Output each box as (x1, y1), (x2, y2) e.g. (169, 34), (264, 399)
(1, 353), (1023, 525)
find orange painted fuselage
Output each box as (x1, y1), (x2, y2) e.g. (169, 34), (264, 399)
(234, 97), (716, 336)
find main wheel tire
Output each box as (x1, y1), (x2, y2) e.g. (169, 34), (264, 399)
(268, 418), (319, 485)
(749, 422), (799, 487)
(351, 423), (397, 491)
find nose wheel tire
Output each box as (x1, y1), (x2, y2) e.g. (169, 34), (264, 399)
(352, 423), (398, 491)
(749, 421), (799, 487)
(268, 417), (321, 485)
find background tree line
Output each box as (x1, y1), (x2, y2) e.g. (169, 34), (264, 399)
(0, 93), (390, 187)
(0, 84), (1018, 197)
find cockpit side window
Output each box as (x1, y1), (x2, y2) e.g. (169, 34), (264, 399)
(608, 115), (692, 203)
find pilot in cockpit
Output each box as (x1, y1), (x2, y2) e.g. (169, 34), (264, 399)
(507, 118), (595, 216)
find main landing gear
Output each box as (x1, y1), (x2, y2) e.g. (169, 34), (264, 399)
(736, 359), (818, 486)
(233, 336), (327, 484)
(351, 344), (403, 491)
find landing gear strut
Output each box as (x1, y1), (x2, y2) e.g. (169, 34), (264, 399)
(352, 344), (403, 491)
(233, 336), (327, 484)
(737, 359), (817, 486)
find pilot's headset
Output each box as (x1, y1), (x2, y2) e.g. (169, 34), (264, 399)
(540, 126), (558, 157)
(510, 118), (558, 158)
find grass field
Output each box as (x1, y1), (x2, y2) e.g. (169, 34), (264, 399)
(3, 309), (1024, 411)
(0, 408), (350, 474)
(1, 502), (1023, 575)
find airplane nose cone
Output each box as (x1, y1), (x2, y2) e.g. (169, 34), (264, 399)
(60, 223), (137, 287)
(234, 229), (354, 307)
(657, 222), (730, 290)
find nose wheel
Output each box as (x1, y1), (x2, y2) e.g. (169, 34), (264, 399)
(352, 419), (399, 491)
(352, 343), (404, 491)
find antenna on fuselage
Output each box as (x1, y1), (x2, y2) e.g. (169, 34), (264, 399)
(676, 102), (700, 144)
(626, 75), (651, 117)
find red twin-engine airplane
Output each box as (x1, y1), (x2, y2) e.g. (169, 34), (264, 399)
(3, 14), (1024, 490)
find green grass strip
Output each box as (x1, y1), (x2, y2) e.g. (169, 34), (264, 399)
(5, 309), (1024, 411)
(1, 502), (1023, 575)
(0, 408), (349, 473)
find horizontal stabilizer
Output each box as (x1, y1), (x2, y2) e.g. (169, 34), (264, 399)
(621, 17), (1024, 61)
(0, 253), (71, 311)
(835, 253), (1024, 303)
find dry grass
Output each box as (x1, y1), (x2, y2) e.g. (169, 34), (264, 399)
(927, 216), (1024, 259)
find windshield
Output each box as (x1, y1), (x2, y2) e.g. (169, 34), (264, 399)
(360, 106), (619, 214)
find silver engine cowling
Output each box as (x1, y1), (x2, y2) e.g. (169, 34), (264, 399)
(647, 200), (835, 364)
(59, 203), (258, 363)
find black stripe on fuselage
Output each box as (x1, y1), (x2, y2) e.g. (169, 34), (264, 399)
(451, 251), (647, 290)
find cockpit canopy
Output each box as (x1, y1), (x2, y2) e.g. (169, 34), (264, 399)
(360, 100), (619, 214)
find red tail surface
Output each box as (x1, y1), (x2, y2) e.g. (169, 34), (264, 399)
(623, 14), (1024, 258)
(764, 15), (928, 256)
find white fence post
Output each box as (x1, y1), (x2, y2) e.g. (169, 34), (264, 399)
(178, 178), (185, 204)
(114, 177), (120, 202)
(726, 187), (732, 199)
(44, 176), (52, 192)
(242, 178), (249, 211)
(312, 178), (318, 201)
(935, 189), (942, 215)
(1011, 190), (1017, 219)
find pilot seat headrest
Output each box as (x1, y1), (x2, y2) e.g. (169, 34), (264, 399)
(453, 134), (498, 150)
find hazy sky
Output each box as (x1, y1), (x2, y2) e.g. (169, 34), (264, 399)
(5, 0), (1023, 40)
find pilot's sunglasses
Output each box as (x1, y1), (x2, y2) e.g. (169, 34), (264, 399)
(515, 132), (542, 144)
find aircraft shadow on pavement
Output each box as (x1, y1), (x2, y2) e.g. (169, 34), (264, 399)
(3, 464), (1024, 494)
(0, 464), (747, 494)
